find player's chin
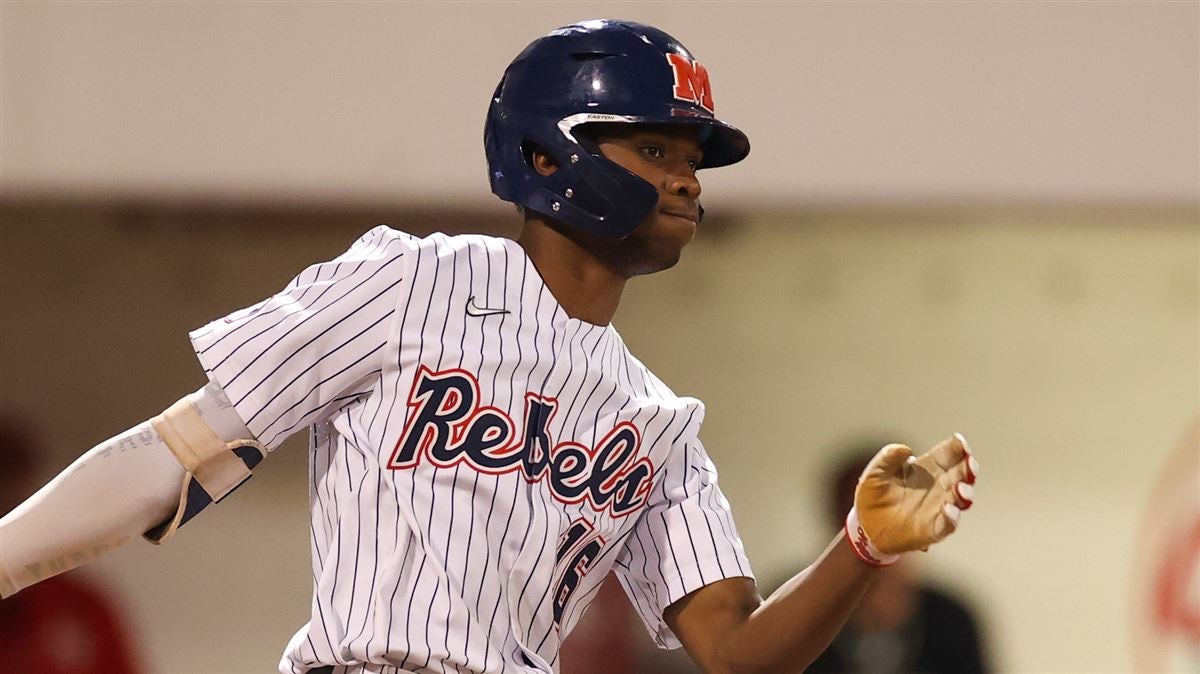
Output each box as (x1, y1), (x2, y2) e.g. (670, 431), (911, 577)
(619, 214), (693, 275)
(654, 213), (696, 252)
(633, 238), (686, 276)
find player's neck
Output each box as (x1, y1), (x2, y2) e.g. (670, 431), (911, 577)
(517, 218), (626, 327)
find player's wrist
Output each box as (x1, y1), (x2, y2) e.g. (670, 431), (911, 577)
(843, 506), (900, 567)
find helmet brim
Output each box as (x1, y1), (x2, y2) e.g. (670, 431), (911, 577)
(695, 118), (751, 169)
(558, 109), (750, 170)
(657, 105), (750, 168)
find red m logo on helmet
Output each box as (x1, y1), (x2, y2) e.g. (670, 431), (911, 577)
(666, 53), (715, 113)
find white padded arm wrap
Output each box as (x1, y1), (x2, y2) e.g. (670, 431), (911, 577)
(142, 383), (266, 545)
(151, 397), (252, 503)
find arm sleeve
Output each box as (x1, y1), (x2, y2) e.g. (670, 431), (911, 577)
(612, 440), (754, 649)
(0, 382), (257, 597)
(0, 422), (184, 598)
(189, 226), (415, 449)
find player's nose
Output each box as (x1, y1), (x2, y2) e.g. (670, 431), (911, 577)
(666, 172), (701, 200)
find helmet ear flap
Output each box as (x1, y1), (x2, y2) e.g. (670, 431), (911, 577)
(524, 153), (658, 240)
(504, 117), (658, 239)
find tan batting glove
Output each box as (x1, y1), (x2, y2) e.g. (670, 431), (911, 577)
(845, 433), (979, 567)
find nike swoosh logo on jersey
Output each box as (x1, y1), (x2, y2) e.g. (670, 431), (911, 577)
(466, 296), (509, 317)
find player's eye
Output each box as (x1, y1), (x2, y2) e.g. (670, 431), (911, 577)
(641, 145), (664, 160)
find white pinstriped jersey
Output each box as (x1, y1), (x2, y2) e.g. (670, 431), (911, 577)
(189, 226), (753, 674)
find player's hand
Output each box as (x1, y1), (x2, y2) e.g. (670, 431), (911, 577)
(845, 433), (978, 566)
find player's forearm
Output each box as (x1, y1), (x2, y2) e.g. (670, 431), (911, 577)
(715, 531), (876, 673)
(0, 422), (185, 598)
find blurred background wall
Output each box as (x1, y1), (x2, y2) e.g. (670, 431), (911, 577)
(1, 2), (1196, 673)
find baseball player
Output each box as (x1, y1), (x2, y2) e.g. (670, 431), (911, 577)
(0, 20), (979, 674)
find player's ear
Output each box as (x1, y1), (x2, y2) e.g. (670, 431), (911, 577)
(525, 143), (559, 177)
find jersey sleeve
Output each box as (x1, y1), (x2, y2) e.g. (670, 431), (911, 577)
(612, 439), (755, 649)
(188, 225), (415, 449)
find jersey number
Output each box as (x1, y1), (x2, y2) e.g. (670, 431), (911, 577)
(552, 519), (604, 627)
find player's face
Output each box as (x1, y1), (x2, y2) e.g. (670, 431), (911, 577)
(590, 124), (704, 275)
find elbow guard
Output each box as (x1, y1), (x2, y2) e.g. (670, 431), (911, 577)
(144, 394), (266, 544)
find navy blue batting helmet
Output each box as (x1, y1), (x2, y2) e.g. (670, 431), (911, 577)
(485, 19), (750, 239)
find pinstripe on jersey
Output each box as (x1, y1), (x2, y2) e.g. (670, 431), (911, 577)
(189, 227), (753, 674)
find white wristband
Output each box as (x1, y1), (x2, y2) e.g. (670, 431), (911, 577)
(844, 506), (900, 567)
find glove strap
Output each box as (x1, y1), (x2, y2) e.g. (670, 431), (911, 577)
(844, 506), (901, 567)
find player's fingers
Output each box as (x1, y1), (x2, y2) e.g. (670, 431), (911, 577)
(869, 443), (914, 477)
(922, 433), (968, 472)
(929, 433), (980, 489)
(933, 502), (961, 541)
(953, 481), (975, 510)
(936, 462), (973, 501)
(961, 433), (980, 485)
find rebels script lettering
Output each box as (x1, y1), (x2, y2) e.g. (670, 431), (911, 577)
(388, 366), (655, 518)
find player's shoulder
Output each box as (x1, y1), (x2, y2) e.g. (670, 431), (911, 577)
(614, 337), (706, 417)
(384, 228), (514, 260)
(352, 224), (421, 247)
(332, 224), (423, 263)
